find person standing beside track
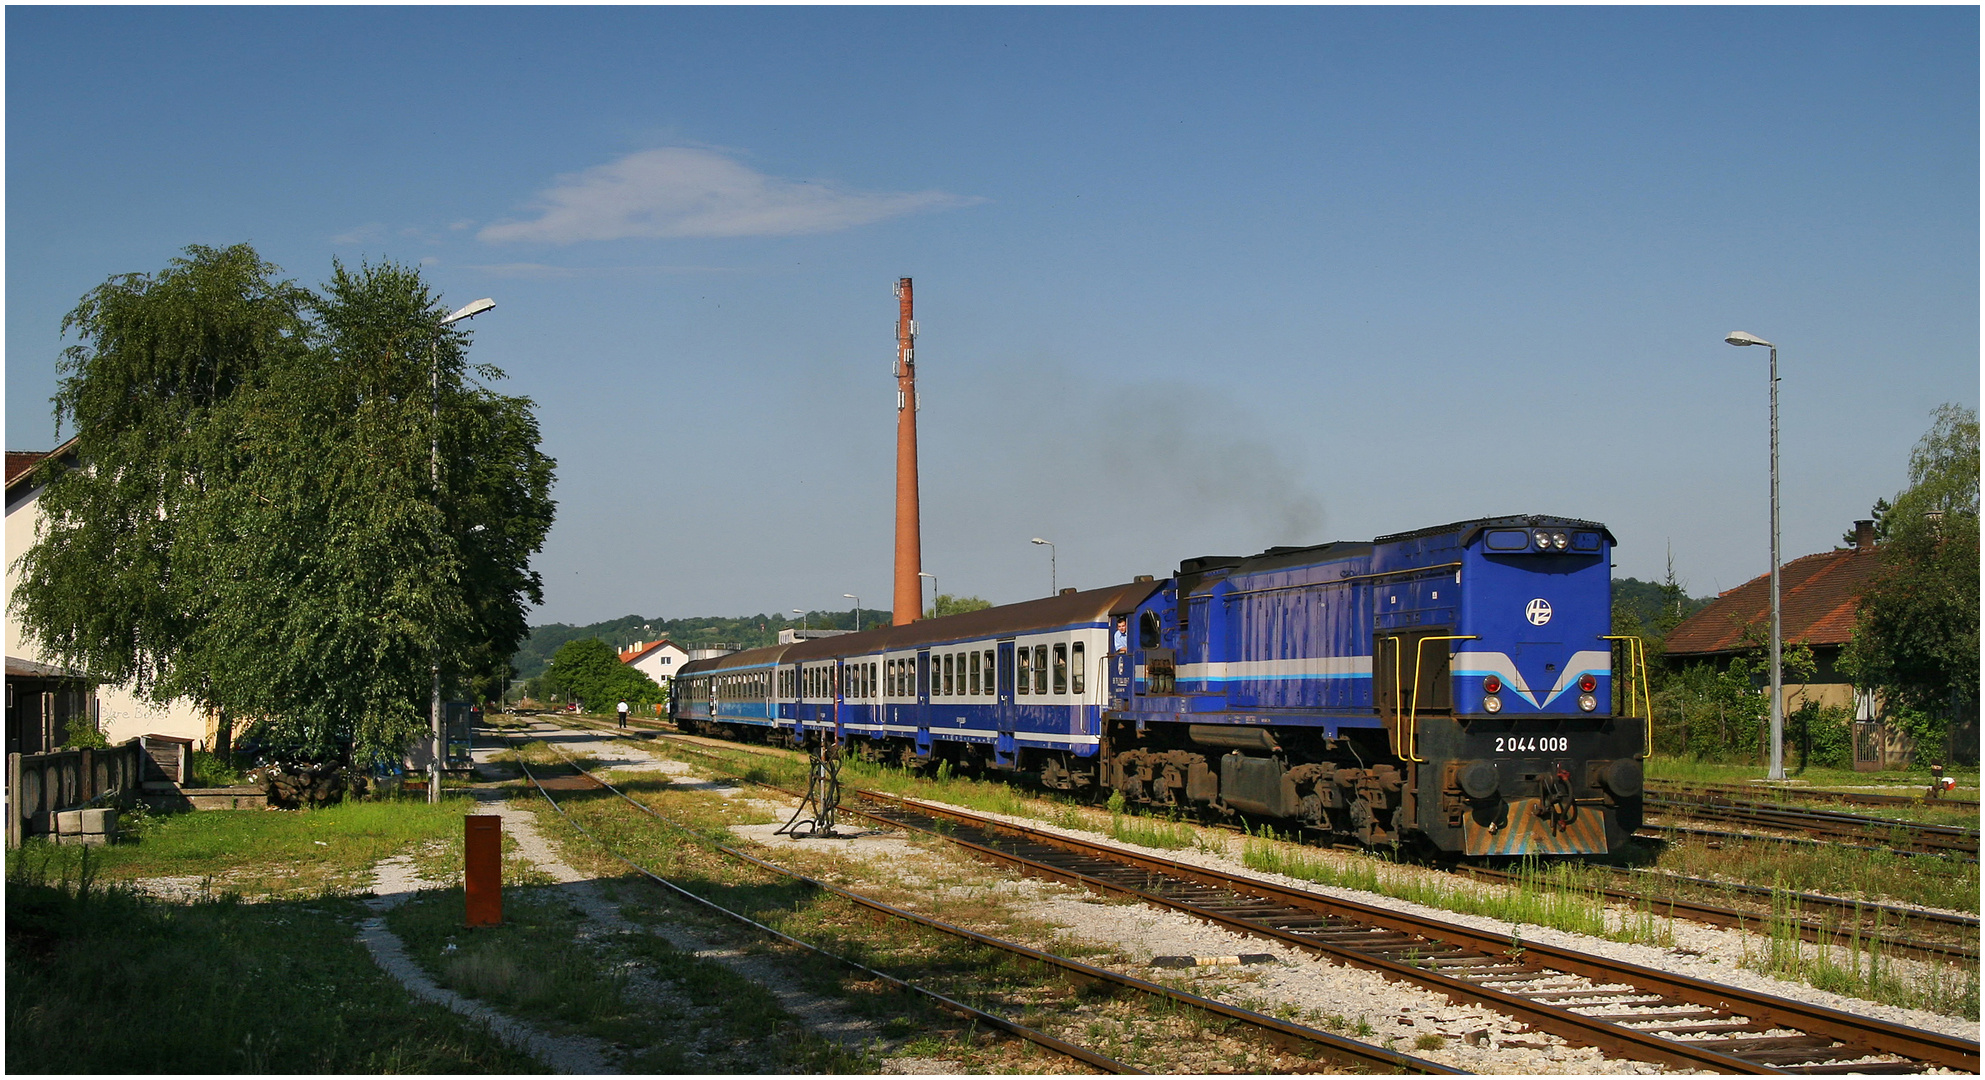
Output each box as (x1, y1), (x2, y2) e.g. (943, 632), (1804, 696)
(617, 700), (629, 728)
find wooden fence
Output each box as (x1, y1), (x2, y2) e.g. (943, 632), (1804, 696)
(7, 740), (149, 848)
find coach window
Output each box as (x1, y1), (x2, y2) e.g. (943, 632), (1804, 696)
(1017, 648), (1031, 695)
(984, 650), (996, 694)
(1031, 645), (1048, 694)
(1053, 644), (1068, 695)
(1071, 642), (1086, 695)
(969, 651), (980, 695)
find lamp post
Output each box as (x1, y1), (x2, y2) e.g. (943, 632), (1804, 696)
(1030, 538), (1057, 595)
(1725, 330), (1785, 782)
(429, 297), (494, 805)
(792, 608), (807, 633)
(918, 572), (936, 617)
(843, 594), (861, 632)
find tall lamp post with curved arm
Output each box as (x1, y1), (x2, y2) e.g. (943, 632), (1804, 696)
(1725, 330), (1785, 782)
(1030, 538), (1056, 595)
(843, 594), (861, 632)
(918, 572), (936, 617)
(429, 297), (494, 805)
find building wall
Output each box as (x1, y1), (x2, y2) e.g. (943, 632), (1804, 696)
(5, 476), (209, 747)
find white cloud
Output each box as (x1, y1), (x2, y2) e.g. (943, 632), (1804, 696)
(479, 147), (980, 244)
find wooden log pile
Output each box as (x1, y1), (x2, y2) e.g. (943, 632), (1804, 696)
(249, 762), (371, 808)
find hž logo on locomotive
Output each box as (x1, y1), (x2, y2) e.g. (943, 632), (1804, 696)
(1525, 598), (1553, 625)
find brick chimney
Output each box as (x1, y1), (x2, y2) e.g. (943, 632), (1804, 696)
(1853, 519), (1876, 552)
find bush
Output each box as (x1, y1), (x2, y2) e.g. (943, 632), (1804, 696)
(60, 714), (109, 750)
(1789, 701), (1853, 770)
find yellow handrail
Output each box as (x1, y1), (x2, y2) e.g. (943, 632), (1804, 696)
(1601, 634), (1651, 759)
(1383, 634), (1479, 763)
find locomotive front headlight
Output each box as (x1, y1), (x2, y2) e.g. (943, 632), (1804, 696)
(1552, 531), (1569, 549)
(1532, 530), (1551, 548)
(1483, 695), (1503, 714)
(1578, 693), (1597, 712)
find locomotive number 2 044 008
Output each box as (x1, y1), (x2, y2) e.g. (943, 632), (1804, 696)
(1493, 736), (1570, 753)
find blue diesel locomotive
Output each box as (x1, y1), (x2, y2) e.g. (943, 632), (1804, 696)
(673, 515), (1648, 856)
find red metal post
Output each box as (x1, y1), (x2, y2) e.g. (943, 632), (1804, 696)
(892, 278), (923, 625)
(464, 814), (502, 926)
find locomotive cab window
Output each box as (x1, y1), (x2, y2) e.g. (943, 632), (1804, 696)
(1139, 611), (1163, 648)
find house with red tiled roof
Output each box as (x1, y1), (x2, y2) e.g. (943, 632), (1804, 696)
(1664, 520), (1885, 717)
(5, 438), (210, 752)
(619, 638), (688, 689)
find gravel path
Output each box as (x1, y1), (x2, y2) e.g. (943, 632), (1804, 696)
(356, 855), (616, 1074)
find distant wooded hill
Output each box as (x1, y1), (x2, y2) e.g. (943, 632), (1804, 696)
(512, 609), (891, 681)
(514, 579), (1708, 682)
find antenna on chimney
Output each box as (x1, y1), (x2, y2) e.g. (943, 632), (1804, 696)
(892, 278), (923, 625)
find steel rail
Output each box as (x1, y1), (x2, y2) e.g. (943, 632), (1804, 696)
(1448, 864), (1978, 965)
(1647, 779), (1978, 811)
(835, 787), (1977, 1074)
(1640, 815), (1976, 863)
(522, 732), (1457, 1075)
(623, 726), (1978, 1070)
(1608, 867), (1978, 937)
(511, 753), (1137, 1075)
(1644, 797), (1978, 855)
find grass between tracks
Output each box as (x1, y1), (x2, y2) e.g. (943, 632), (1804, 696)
(6, 827), (544, 1073)
(507, 741), (1393, 1074)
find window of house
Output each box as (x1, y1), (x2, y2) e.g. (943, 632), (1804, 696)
(1053, 644), (1068, 695)
(1072, 642), (1086, 695)
(1034, 645), (1049, 695)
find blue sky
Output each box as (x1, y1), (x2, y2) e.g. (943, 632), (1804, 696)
(7, 7), (1977, 626)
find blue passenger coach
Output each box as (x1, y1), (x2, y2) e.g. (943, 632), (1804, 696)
(674, 515), (1647, 857)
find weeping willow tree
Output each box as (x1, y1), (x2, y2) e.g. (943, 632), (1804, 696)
(12, 245), (556, 765)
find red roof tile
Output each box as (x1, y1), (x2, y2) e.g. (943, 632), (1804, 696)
(1664, 545), (1887, 656)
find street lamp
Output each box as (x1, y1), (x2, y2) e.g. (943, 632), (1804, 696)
(1725, 329), (1785, 782)
(918, 572), (936, 616)
(1030, 538), (1057, 595)
(792, 608), (806, 633)
(843, 594), (861, 632)
(430, 297), (494, 805)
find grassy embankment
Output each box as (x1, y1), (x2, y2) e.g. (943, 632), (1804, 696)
(6, 797), (544, 1073)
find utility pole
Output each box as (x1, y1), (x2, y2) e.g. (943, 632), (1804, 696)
(892, 278), (923, 626)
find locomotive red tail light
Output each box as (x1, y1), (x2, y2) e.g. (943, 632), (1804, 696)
(1578, 673), (1597, 693)
(1483, 675), (1502, 694)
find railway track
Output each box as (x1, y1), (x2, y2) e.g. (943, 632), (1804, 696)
(823, 786), (1977, 1074)
(510, 725), (1456, 1075)
(1450, 864), (1978, 966)
(548, 720), (1980, 1070)
(1648, 780), (1978, 812)
(1643, 797), (1979, 860)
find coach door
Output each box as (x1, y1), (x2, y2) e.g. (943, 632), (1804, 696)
(994, 641), (1019, 767)
(914, 650), (932, 756)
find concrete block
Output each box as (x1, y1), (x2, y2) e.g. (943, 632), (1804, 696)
(53, 809), (84, 836)
(80, 808), (117, 840)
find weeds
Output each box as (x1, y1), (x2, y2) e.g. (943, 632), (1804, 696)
(1740, 888), (1980, 1019)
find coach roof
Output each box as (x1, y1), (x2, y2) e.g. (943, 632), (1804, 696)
(679, 580), (1163, 676)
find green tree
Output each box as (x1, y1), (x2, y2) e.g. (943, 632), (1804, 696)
(539, 638), (662, 712)
(1842, 404), (1980, 750)
(11, 246), (556, 766)
(925, 594), (992, 619)
(11, 245), (315, 756)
